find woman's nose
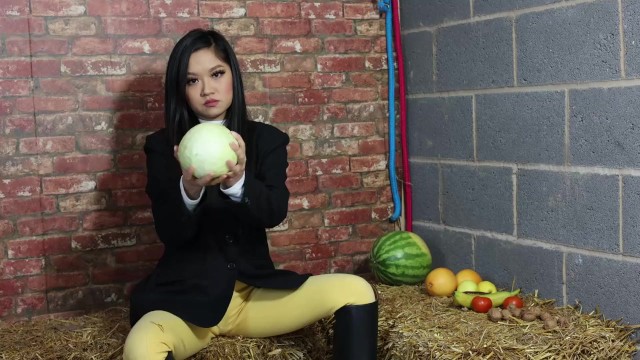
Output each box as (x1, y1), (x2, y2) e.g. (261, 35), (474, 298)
(201, 78), (215, 96)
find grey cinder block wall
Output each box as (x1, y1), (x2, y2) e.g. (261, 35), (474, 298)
(401, 0), (640, 328)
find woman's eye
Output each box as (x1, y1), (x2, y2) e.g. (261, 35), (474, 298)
(187, 78), (198, 85)
(212, 70), (225, 78)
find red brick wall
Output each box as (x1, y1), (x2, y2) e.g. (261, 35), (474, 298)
(0, 0), (394, 320)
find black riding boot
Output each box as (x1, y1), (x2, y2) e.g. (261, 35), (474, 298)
(333, 301), (378, 360)
(165, 352), (175, 360)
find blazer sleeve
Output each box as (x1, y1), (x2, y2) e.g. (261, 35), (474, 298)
(144, 130), (203, 249)
(223, 125), (290, 229)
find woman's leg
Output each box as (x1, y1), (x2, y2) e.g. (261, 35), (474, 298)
(217, 273), (376, 337)
(122, 310), (214, 360)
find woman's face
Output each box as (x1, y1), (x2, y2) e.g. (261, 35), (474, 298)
(185, 47), (233, 121)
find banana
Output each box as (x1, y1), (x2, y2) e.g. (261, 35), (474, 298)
(453, 289), (521, 308)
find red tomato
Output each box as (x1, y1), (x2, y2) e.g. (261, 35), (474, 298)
(502, 296), (524, 309)
(471, 296), (493, 313)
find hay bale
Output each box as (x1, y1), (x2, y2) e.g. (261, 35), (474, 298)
(0, 285), (637, 359)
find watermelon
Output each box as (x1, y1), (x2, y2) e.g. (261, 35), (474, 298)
(369, 231), (432, 285)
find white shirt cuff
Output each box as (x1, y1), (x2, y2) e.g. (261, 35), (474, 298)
(221, 172), (245, 202)
(180, 175), (204, 212)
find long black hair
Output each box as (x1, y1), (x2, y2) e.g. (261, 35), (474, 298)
(164, 28), (249, 145)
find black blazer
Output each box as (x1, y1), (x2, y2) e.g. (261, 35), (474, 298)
(129, 120), (310, 328)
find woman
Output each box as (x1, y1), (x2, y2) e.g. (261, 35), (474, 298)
(123, 28), (378, 360)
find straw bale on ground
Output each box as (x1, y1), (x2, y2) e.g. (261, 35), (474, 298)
(0, 285), (636, 359)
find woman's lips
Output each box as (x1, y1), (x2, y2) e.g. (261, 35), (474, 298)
(204, 99), (219, 107)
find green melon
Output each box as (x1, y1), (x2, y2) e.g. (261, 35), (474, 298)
(369, 231), (432, 285)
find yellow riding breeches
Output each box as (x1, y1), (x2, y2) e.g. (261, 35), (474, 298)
(123, 273), (376, 360)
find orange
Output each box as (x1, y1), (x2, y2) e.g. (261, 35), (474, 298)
(424, 267), (457, 296)
(455, 268), (482, 285)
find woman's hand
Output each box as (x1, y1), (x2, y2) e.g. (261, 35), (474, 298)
(174, 145), (226, 199)
(221, 131), (246, 189)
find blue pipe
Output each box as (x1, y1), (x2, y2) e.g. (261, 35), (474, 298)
(378, 0), (401, 222)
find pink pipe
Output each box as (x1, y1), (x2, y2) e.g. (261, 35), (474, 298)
(392, 0), (413, 232)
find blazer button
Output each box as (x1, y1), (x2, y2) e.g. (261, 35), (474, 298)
(227, 262), (236, 270)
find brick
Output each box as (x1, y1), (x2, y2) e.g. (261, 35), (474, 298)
(400, 0), (469, 29)
(238, 56), (280, 72)
(0, 17), (43, 35)
(269, 228), (318, 247)
(285, 176), (318, 194)
(42, 175), (95, 195)
(0, 177), (40, 198)
(365, 54), (386, 70)
(16, 215), (79, 236)
(305, 138), (359, 157)
(32, 0), (85, 16)
(72, 230), (137, 251)
(371, 205), (391, 221)
(337, 239), (374, 255)
(82, 211), (126, 230)
(30, 273), (88, 291)
(331, 190), (378, 207)
(114, 244), (164, 264)
(0, 297), (14, 317)
(1, 259), (44, 277)
(0, 59), (32, 78)
(260, 19), (310, 36)
(318, 55), (365, 72)
(70, 37), (113, 55)
(344, 3), (378, 19)
(58, 192), (108, 212)
(311, 73), (345, 88)
(162, 18), (211, 35)
(47, 17), (97, 36)
(331, 88), (377, 102)
(301, 2), (342, 19)
(128, 209), (153, 225)
(0, 221), (14, 239)
(233, 37), (271, 54)
(46, 286), (124, 312)
(1, 0), (28, 16)
(115, 112), (164, 130)
(0, 196), (57, 216)
(0, 99), (14, 115)
(53, 154), (113, 173)
(81, 95), (145, 112)
(1, 156), (53, 177)
(6, 38), (69, 56)
(325, 38), (371, 53)
(294, 89), (327, 105)
(282, 55), (316, 72)
(0, 80), (31, 96)
(112, 189), (150, 207)
(355, 223), (388, 239)
(286, 124), (332, 141)
(355, 20), (384, 36)
(38, 78), (100, 95)
(517, 1), (619, 85)
(333, 122), (375, 138)
(116, 38), (175, 55)
(319, 173), (361, 190)
(16, 97), (77, 113)
(36, 113), (113, 135)
(247, 2), (299, 17)
(213, 18), (257, 36)
(519, 170), (618, 251)
(103, 18), (161, 35)
(0, 279), (25, 297)
(312, 19), (354, 35)
(318, 226), (351, 242)
(270, 106), (321, 123)
(324, 207), (370, 226)
(116, 151), (146, 169)
(407, 96), (473, 160)
(18, 136), (75, 155)
(269, 249), (304, 264)
(304, 244), (335, 260)
(50, 254), (89, 272)
(244, 91), (296, 106)
(308, 157), (349, 175)
(289, 211), (323, 229)
(262, 73), (310, 89)
(105, 76), (164, 93)
(16, 294), (47, 315)
(150, 0), (197, 17)
(61, 58), (126, 76)
(350, 154), (386, 172)
(286, 160), (308, 178)
(280, 260), (328, 275)
(200, 1), (246, 18)
(288, 193), (328, 211)
(87, 0), (148, 16)
(0, 137), (17, 156)
(272, 38), (322, 53)
(8, 236), (70, 258)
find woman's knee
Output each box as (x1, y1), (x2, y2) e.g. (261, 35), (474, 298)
(123, 311), (174, 360)
(342, 274), (376, 305)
